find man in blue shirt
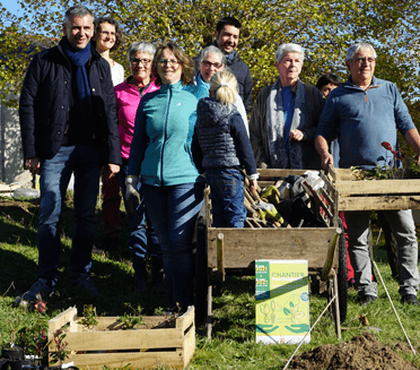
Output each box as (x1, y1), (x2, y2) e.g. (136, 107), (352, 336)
(315, 42), (420, 305)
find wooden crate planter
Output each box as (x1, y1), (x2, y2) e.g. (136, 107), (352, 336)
(325, 167), (420, 211)
(48, 306), (195, 370)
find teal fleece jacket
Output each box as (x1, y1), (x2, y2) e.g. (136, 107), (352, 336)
(127, 81), (199, 186)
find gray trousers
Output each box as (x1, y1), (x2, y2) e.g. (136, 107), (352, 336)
(344, 209), (420, 298)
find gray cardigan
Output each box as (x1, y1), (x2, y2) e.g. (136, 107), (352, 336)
(249, 79), (324, 169)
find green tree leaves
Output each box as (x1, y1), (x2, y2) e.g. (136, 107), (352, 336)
(1, 0), (420, 111)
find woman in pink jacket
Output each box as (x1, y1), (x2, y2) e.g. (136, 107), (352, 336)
(114, 41), (162, 293)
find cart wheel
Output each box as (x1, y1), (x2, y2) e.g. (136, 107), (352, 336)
(337, 218), (348, 324)
(195, 205), (208, 326)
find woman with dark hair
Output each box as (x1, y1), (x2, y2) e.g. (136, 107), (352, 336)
(92, 17), (124, 85)
(91, 17), (124, 250)
(126, 42), (203, 313)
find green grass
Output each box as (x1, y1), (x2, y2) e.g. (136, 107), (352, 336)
(1, 196), (420, 369)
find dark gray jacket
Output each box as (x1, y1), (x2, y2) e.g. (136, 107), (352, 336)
(19, 37), (121, 165)
(249, 80), (324, 169)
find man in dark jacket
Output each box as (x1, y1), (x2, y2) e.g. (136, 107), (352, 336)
(250, 43), (324, 170)
(196, 17), (252, 114)
(215, 17), (252, 113)
(17, 5), (121, 304)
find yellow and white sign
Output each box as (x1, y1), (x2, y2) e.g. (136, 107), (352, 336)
(256, 260), (310, 344)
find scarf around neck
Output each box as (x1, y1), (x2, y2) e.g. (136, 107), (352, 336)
(62, 36), (92, 102)
(266, 78), (306, 168)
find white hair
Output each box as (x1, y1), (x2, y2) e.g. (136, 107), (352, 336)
(345, 42), (377, 62)
(127, 41), (156, 63)
(275, 43), (304, 63)
(198, 45), (226, 66)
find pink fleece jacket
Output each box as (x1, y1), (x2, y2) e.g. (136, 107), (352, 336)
(114, 79), (160, 159)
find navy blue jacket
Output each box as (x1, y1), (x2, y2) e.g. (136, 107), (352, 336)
(193, 97), (257, 177)
(19, 38), (121, 165)
(225, 50), (253, 114)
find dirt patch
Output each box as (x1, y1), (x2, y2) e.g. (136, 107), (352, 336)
(289, 332), (419, 370)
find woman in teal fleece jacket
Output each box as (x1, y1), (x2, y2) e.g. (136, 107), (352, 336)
(126, 42), (203, 313)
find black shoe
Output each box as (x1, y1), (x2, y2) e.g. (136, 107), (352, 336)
(71, 273), (101, 299)
(359, 295), (377, 306)
(401, 294), (419, 305)
(16, 278), (56, 305)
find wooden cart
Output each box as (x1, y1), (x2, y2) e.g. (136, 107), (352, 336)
(195, 169), (347, 338)
(326, 166), (420, 211)
(325, 166), (420, 279)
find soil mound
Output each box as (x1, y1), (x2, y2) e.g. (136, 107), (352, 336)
(289, 332), (418, 370)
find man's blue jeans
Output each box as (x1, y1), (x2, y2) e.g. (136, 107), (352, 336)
(205, 168), (246, 228)
(117, 161), (161, 278)
(143, 182), (203, 311)
(37, 144), (102, 283)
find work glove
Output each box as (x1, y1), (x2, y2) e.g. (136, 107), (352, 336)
(260, 185), (281, 205)
(125, 176), (141, 216)
(252, 200), (284, 224)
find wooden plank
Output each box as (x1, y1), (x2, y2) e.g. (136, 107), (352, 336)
(181, 318), (196, 368)
(327, 165), (339, 181)
(318, 185), (333, 206)
(59, 328), (185, 352)
(327, 166), (354, 181)
(175, 306), (195, 332)
(257, 168), (307, 178)
(217, 233), (225, 281)
(301, 180), (333, 223)
(203, 186), (212, 227)
(244, 219), (255, 228)
(0, 183), (20, 192)
(207, 227), (338, 269)
(259, 181), (280, 189)
(339, 195), (420, 211)
(66, 351), (185, 370)
(84, 316), (168, 331)
(48, 306), (78, 333)
(335, 179), (420, 196)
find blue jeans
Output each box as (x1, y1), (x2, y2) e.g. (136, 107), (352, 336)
(143, 182), (204, 311)
(117, 161), (161, 277)
(37, 145), (102, 283)
(205, 168), (246, 228)
(345, 209), (420, 297)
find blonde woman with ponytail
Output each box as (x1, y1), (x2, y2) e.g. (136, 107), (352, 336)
(209, 70), (237, 105)
(192, 71), (258, 228)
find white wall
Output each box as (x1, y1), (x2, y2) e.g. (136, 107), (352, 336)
(0, 99), (33, 187)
